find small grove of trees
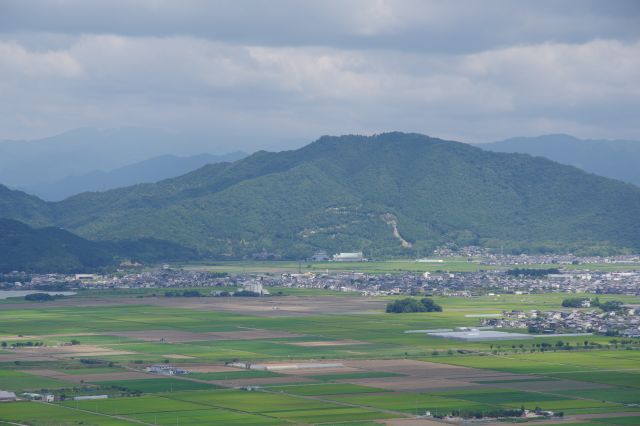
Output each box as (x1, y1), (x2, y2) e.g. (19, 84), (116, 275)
(435, 408), (525, 419)
(211, 290), (262, 297)
(386, 297), (442, 313)
(24, 292), (57, 302)
(164, 290), (202, 297)
(561, 297), (588, 308)
(561, 297), (624, 312)
(5, 341), (44, 348)
(599, 300), (624, 312)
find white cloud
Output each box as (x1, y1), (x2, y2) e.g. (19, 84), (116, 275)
(0, 40), (83, 78)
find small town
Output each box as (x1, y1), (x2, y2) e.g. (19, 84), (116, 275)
(3, 248), (640, 298)
(482, 305), (640, 338)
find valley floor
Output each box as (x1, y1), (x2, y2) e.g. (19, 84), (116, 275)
(1, 291), (639, 426)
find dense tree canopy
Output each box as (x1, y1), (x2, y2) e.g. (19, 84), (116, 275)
(386, 297), (443, 313)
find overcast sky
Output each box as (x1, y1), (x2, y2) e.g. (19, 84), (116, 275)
(1, 0), (639, 151)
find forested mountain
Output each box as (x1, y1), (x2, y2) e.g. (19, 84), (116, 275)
(23, 151), (248, 201)
(2, 132), (640, 260)
(0, 217), (198, 273)
(479, 134), (640, 186)
(0, 218), (116, 272)
(0, 185), (51, 226)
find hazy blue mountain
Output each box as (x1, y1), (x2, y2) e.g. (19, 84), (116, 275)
(0, 218), (116, 273)
(479, 134), (640, 186)
(2, 132), (640, 260)
(24, 151), (247, 201)
(0, 127), (241, 191)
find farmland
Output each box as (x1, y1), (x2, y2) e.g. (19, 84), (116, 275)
(1, 278), (639, 425)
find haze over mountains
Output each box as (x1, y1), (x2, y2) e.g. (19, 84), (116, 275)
(4, 128), (639, 202)
(0, 127), (248, 198)
(25, 152), (247, 201)
(2, 132), (640, 272)
(479, 134), (640, 187)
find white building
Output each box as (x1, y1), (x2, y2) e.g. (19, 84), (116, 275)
(74, 274), (96, 281)
(74, 395), (108, 401)
(333, 252), (364, 262)
(243, 282), (264, 294)
(0, 390), (17, 402)
(310, 250), (330, 261)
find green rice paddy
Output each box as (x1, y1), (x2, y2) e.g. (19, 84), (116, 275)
(1, 279), (639, 425)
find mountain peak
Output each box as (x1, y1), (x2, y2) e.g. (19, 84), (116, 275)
(2, 132), (639, 260)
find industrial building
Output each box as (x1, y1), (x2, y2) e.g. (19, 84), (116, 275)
(240, 281), (269, 295)
(145, 364), (189, 375)
(310, 250), (330, 261)
(0, 390), (17, 402)
(332, 252), (364, 262)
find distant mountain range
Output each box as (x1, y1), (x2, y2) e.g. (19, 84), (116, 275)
(0, 127), (247, 195)
(478, 134), (640, 186)
(23, 152), (247, 201)
(2, 132), (640, 271)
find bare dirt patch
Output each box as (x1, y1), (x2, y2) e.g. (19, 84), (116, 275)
(82, 372), (159, 382)
(287, 340), (368, 347)
(136, 295), (387, 317)
(497, 379), (611, 391)
(343, 377), (481, 392)
(0, 333), (98, 341)
(106, 330), (215, 342)
(0, 295), (388, 317)
(11, 345), (135, 358)
(0, 353), (55, 362)
(107, 329), (304, 343)
(23, 369), (81, 382)
(214, 376), (317, 387)
(206, 330), (303, 340)
(279, 366), (364, 376)
(178, 365), (242, 373)
(343, 359), (527, 381)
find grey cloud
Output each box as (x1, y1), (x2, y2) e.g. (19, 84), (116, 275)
(1, 0), (639, 53)
(0, 0), (638, 149)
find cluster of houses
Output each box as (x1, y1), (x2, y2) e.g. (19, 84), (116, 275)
(309, 251), (365, 262)
(416, 270), (640, 297)
(145, 364), (189, 375)
(432, 244), (640, 266)
(0, 391), (55, 403)
(482, 307), (640, 337)
(2, 248), (640, 300)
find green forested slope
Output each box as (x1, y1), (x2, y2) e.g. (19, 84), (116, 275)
(0, 218), (115, 272)
(0, 218), (198, 272)
(2, 132), (640, 259)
